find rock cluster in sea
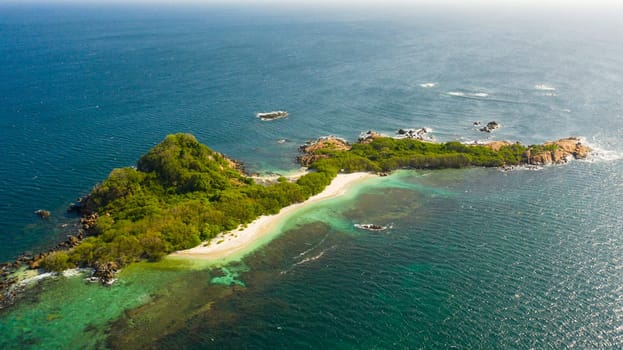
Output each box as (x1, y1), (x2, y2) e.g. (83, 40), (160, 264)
(34, 209), (51, 218)
(90, 261), (119, 286)
(477, 121), (500, 133)
(396, 127), (433, 141)
(0, 197), (103, 309)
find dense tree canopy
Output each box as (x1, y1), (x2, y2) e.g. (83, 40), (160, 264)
(42, 134), (327, 271)
(41, 133), (554, 272)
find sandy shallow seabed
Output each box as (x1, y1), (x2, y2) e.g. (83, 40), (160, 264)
(170, 172), (375, 262)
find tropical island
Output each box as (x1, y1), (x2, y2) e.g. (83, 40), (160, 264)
(0, 131), (591, 307)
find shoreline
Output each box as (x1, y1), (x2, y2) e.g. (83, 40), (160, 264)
(170, 172), (375, 262)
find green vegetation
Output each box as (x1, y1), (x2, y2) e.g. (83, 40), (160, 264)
(525, 143), (558, 154)
(40, 251), (71, 272)
(45, 133), (555, 272)
(306, 138), (532, 173)
(50, 134), (334, 271)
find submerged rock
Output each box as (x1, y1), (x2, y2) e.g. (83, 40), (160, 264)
(34, 209), (51, 218)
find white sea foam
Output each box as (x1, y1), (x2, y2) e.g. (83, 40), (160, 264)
(581, 137), (623, 162)
(62, 268), (93, 278)
(534, 84), (556, 91)
(295, 251), (326, 266)
(461, 140), (487, 145)
(470, 92), (489, 98)
(17, 272), (56, 287)
(420, 82), (437, 88)
(280, 244), (336, 275)
(297, 234), (329, 257)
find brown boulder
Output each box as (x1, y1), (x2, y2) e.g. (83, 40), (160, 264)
(34, 209), (51, 218)
(524, 138), (591, 165)
(485, 141), (512, 152)
(358, 131), (382, 143)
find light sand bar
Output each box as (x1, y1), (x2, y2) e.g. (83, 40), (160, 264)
(170, 172), (375, 262)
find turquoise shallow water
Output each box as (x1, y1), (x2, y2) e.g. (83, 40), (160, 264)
(3, 164), (623, 348)
(2, 3), (623, 349)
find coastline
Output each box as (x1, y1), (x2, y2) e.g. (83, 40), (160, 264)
(170, 172), (375, 262)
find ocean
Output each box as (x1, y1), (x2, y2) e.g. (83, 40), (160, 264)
(1, 3), (623, 348)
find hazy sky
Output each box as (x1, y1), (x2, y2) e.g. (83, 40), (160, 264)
(5, 0), (623, 16)
(7, 0), (623, 6)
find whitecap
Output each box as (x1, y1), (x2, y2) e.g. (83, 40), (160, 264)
(470, 92), (489, 98)
(297, 233), (329, 257)
(419, 82), (437, 88)
(295, 251), (325, 266)
(17, 272), (56, 287)
(581, 137), (623, 162)
(62, 268), (93, 278)
(447, 91), (465, 97)
(534, 84), (556, 91)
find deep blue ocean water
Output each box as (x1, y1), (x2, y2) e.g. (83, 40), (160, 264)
(1, 3), (623, 348)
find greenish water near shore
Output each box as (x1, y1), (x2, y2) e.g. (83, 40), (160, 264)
(0, 173), (383, 349)
(4, 163), (623, 348)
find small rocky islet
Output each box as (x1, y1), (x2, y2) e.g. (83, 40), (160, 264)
(298, 129), (590, 170)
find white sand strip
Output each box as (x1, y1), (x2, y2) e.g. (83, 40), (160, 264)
(170, 172), (374, 261)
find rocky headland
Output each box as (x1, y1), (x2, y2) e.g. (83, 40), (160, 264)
(298, 130), (591, 171)
(1, 198), (108, 309)
(523, 137), (591, 165)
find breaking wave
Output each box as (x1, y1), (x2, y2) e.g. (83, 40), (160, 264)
(534, 84), (556, 91)
(581, 137), (623, 162)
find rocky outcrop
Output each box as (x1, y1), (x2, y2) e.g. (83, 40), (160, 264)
(299, 136), (351, 154)
(523, 138), (591, 165)
(256, 111), (288, 121)
(297, 136), (351, 166)
(479, 121), (500, 133)
(550, 137), (591, 159)
(92, 261), (119, 285)
(485, 141), (513, 151)
(80, 213), (99, 233)
(34, 209), (51, 218)
(1, 196), (104, 309)
(0, 269), (19, 309)
(358, 130), (383, 143)
(297, 154), (328, 167)
(396, 128), (432, 141)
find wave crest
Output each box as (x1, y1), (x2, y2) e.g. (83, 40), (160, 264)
(581, 137), (623, 162)
(534, 84), (556, 91)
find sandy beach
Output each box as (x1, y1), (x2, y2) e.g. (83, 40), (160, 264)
(170, 172), (374, 262)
